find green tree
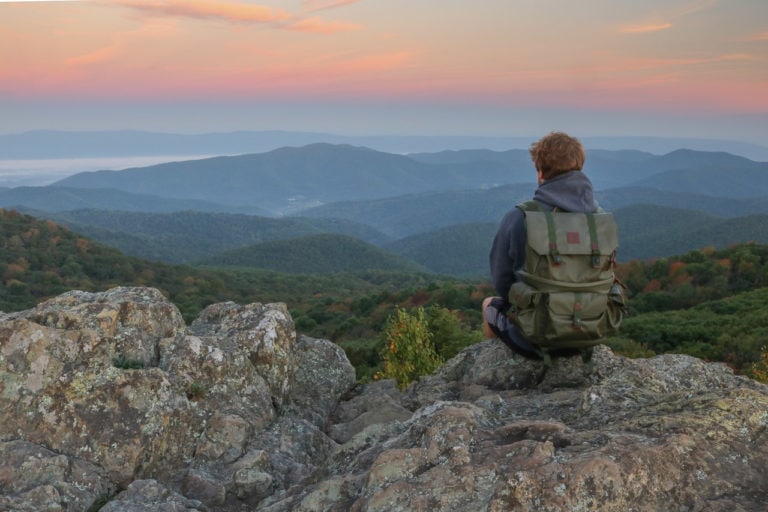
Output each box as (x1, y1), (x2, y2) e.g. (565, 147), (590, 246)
(425, 305), (482, 360)
(750, 346), (768, 383)
(377, 307), (443, 390)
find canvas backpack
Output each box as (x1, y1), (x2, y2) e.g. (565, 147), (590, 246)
(507, 200), (626, 354)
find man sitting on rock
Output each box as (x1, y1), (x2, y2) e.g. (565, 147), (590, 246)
(482, 131), (604, 358)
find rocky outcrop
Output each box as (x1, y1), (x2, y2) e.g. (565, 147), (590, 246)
(2, 287), (767, 511)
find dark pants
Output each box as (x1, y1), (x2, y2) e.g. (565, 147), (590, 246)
(484, 297), (542, 359)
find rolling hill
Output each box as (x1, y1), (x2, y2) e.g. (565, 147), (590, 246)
(22, 197), (768, 275)
(626, 150), (768, 198)
(298, 182), (768, 240)
(380, 204), (768, 271)
(407, 148), (663, 189)
(198, 233), (426, 274)
(0, 186), (269, 215)
(384, 222), (497, 277)
(297, 184), (537, 238)
(27, 209), (391, 264)
(52, 143), (515, 214)
(614, 206), (768, 261)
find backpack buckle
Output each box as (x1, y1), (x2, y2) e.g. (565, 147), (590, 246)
(572, 301), (583, 331)
(550, 243), (563, 265)
(591, 245), (601, 268)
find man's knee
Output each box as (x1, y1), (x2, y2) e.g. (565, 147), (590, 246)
(482, 296), (497, 339)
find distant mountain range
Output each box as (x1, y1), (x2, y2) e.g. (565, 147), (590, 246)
(4, 142), (768, 275)
(40, 144), (768, 215)
(3, 130), (768, 160)
(51, 143), (520, 214)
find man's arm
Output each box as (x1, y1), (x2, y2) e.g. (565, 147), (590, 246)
(489, 208), (525, 300)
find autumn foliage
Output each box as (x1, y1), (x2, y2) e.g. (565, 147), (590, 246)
(376, 307), (443, 390)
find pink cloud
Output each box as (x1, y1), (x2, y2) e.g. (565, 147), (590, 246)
(114, 0), (292, 24)
(619, 22), (673, 34)
(113, 0), (360, 33)
(301, 0), (360, 13)
(285, 16), (361, 33)
(749, 31), (768, 41)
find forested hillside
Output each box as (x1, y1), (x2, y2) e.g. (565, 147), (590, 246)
(200, 233), (426, 274)
(18, 202), (768, 278)
(613, 206), (768, 261)
(34, 209), (390, 264)
(298, 184), (537, 238)
(385, 222), (497, 277)
(0, 207), (469, 339)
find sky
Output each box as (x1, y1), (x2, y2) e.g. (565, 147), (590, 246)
(1, 0), (767, 145)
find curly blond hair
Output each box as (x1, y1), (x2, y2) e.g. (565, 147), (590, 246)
(529, 131), (585, 180)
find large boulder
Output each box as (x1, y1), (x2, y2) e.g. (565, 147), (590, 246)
(0, 287), (355, 510)
(264, 343), (768, 511)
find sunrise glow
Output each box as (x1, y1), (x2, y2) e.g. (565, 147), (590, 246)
(0, 0), (766, 142)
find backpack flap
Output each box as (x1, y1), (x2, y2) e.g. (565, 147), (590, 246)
(522, 210), (618, 288)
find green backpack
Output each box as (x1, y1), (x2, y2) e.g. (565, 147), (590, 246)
(507, 201), (626, 352)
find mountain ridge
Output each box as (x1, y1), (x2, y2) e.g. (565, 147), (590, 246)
(3, 129), (768, 160)
(49, 143), (768, 211)
(52, 143), (517, 214)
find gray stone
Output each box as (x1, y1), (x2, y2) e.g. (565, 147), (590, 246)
(0, 440), (116, 512)
(99, 479), (206, 512)
(287, 335), (356, 428)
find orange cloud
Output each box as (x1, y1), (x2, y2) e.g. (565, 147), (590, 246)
(113, 0), (360, 33)
(618, 1), (719, 35)
(285, 16), (361, 33)
(619, 22), (672, 34)
(115, 0), (291, 24)
(63, 17), (178, 70)
(302, 0), (360, 13)
(749, 31), (768, 41)
(719, 53), (754, 61)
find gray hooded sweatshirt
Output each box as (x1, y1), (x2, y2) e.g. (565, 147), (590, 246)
(489, 170), (599, 300)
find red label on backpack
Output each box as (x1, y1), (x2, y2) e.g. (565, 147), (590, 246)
(567, 231), (580, 244)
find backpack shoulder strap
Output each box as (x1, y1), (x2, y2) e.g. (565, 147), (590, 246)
(516, 200), (542, 212)
(516, 200), (563, 263)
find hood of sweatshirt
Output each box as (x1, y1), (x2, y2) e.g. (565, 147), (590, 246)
(532, 170), (599, 213)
